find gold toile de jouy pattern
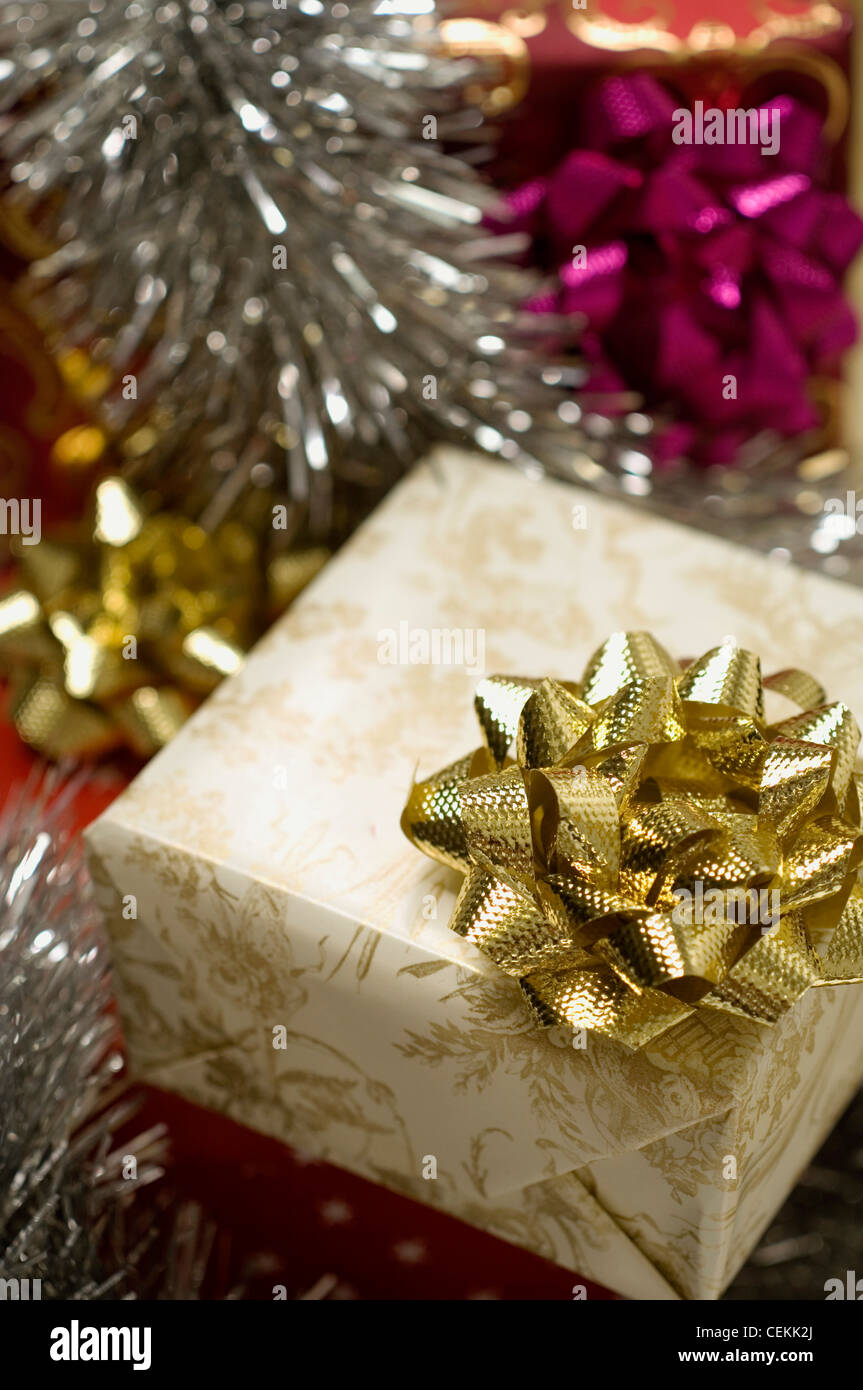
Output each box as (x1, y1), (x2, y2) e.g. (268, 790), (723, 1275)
(87, 450), (863, 1300)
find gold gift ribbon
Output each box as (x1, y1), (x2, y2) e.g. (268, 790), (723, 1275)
(0, 478), (328, 760)
(402, 632), (863, 1049)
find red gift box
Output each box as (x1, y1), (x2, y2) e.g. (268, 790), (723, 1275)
(443, 0), (862, 467)
(444, 0), (854, 187)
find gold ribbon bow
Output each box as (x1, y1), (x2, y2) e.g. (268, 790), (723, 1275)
(402, 632), (863, 1049)
(0, 478), (327, 760)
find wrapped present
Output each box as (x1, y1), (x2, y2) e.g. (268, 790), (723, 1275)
(445, 1), (863, 473)
(87, 449), (863, 1300)
(447, 0), (855, 185)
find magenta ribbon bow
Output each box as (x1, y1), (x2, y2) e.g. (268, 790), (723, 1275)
(491, 73), (863, 466)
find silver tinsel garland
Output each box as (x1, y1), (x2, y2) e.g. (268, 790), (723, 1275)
(0, 769), (166, 1298)
(0, 769), (341, 1300)
(3, 0), (863, 579)
(0, 0), (606, 537)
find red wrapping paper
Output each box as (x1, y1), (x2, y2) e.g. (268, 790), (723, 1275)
(448, 1), (854, 186)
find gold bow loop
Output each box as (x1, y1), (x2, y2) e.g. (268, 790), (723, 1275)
(402, 632), (863, 1049)
(0, 478), (328, 759)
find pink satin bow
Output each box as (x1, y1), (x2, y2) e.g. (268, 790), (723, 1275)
(490, 73), (863, 466)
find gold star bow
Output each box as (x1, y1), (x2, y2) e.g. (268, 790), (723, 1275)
(0, 478), (327, 759)
(402, 632), (863, 1049)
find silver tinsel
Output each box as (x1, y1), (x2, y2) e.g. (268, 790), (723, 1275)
(0, 768), (165, 1298)
(0, 0), (600, 537)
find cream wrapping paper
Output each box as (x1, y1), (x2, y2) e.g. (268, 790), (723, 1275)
(87, 449), (863, 1299)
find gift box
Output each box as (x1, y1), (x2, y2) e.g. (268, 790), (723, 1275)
(448, 0), (855, 186)
(446, 1), (863, 474)
(87, 449), (863, 1300)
